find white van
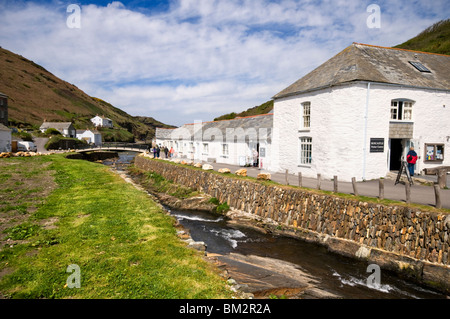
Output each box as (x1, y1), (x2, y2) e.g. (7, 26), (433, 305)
(17, 141), (37, 152)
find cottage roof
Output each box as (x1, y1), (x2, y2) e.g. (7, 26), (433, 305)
(76, 129), (101, 135)
(156, 113), (273, 142)
(273, 43), (450, 99)
(40, 122), (74, 130)
(0, 92), (8, 98)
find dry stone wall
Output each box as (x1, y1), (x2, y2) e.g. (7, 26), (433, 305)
(134, 156), (450, 292)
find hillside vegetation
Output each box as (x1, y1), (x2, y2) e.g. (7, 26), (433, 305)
(0, 47), (174, 141)
(395, 19), (450, 55)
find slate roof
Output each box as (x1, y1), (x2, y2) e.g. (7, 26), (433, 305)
(39, 122), (74, 130)
(0, 123), (10, 131)
(156, 113), (273, 142)
(273, 43), (450, 99)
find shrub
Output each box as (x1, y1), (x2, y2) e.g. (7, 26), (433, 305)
(45, 135), (87, 150)
(44, 128), (62, 136)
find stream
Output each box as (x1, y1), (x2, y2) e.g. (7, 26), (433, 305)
(104, 152), (447, 299)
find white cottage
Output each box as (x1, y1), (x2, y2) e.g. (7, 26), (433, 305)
(91, 115), (113, 128)
(271, 43), (450, 182)
(0, 123), (11, 152)
(76, 129), (102, 146)
(155, 114), (273, 169)
(39, 122), (76, 138)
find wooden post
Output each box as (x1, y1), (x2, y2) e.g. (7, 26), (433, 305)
(352, 177), (358, 196)
(298, 172), (302, 187)
(434, 184), (442, 209)
(285, 169), (289, 185)
(317, 174), (321, 190)
(333, 176), (338, 193)
(379, 179), (384, 200)
(405, 181), (411, 204)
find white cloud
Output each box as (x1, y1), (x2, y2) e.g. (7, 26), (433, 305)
(0, 0), (448, 126)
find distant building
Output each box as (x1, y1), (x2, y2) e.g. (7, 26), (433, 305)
(0, 92), (8, 126)
(155, 114), (273, 169)
(76, 129), (102, 146)
(0, 123), (11, 152)
(271, 43), (450, 181)
(39, 122), (76, 138)
(91, 115), (113, 128)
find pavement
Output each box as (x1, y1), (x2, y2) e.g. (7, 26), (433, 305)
(164, 156), (450, 209)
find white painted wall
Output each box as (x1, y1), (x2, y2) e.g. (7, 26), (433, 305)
(272, 82), (450, 181)
(0, 128), (11, 152)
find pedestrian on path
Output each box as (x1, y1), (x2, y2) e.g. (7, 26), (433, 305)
(252, 149), (258, 167)
(407, 147), (418, 176)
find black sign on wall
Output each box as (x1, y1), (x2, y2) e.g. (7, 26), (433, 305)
(370, 138), (385, 153)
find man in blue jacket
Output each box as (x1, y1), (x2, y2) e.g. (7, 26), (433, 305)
(406, 147), (418, 176)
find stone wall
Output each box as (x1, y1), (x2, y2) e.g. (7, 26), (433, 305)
(134, 155), (450, 293)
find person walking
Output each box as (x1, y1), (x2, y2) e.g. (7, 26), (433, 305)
(252, 149), (258, 167)
(406, 147), (418, 176)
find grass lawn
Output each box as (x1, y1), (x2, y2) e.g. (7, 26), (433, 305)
(0, 154), (233, 299)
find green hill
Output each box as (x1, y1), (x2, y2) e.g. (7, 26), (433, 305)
(395, 19), (450, 55)
(0, 47), (174, 142)
(214, 19), (450, 121)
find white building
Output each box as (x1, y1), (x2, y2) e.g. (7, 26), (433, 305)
(155, 114), (273, 169)
(76, 129), (102, 146)
(271, 43), (450, 182)
(39, 122), (76, 138)
(91, 115), (113, 128)
(0, 123), (11, 152)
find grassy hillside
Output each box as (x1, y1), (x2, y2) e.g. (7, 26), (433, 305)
(395, 19), (450, 55)
(214, 19), (449, 121)
(0, 47), (174, 141)
(213, 100), (274, 121)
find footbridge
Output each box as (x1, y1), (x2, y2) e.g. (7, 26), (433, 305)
(74, 143), (150, 153)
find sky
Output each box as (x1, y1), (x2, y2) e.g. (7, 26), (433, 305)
(0, 0), (449, 126)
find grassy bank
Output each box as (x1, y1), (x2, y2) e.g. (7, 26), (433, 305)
(0, 154), (233, 299)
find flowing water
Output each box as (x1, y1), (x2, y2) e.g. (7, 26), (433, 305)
(169, 208), (446, 299)
(106, 152), (447, 299)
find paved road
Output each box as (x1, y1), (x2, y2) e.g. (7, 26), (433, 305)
(163, 157), (449, 209)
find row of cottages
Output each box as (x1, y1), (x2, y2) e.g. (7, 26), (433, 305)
(155, 43), (449, 182)
(271, 43), (450, 181)
(155, 114), (273, 169)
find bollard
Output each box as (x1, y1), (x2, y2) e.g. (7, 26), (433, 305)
(298, 172), (302, 187)
(352, 177), (358, 196)
(379, 179), (384, 200)
(317, 174), (321, 190)
(405, 182), (411, 204)
(434, 184), (442, 209)
(333, 176), (338, 193)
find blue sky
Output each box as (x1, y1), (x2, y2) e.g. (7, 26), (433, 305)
(0, 0), (449, 126)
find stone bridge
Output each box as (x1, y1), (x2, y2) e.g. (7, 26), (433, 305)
(74, 143), (149, 153)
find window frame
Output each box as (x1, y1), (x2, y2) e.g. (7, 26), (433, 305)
(202, 143), (209, 155)
(221, 143), (229, 158)
(299, 137), (312, 166)
(300, 102), (311, 131)
(390, 99), (414, 121)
